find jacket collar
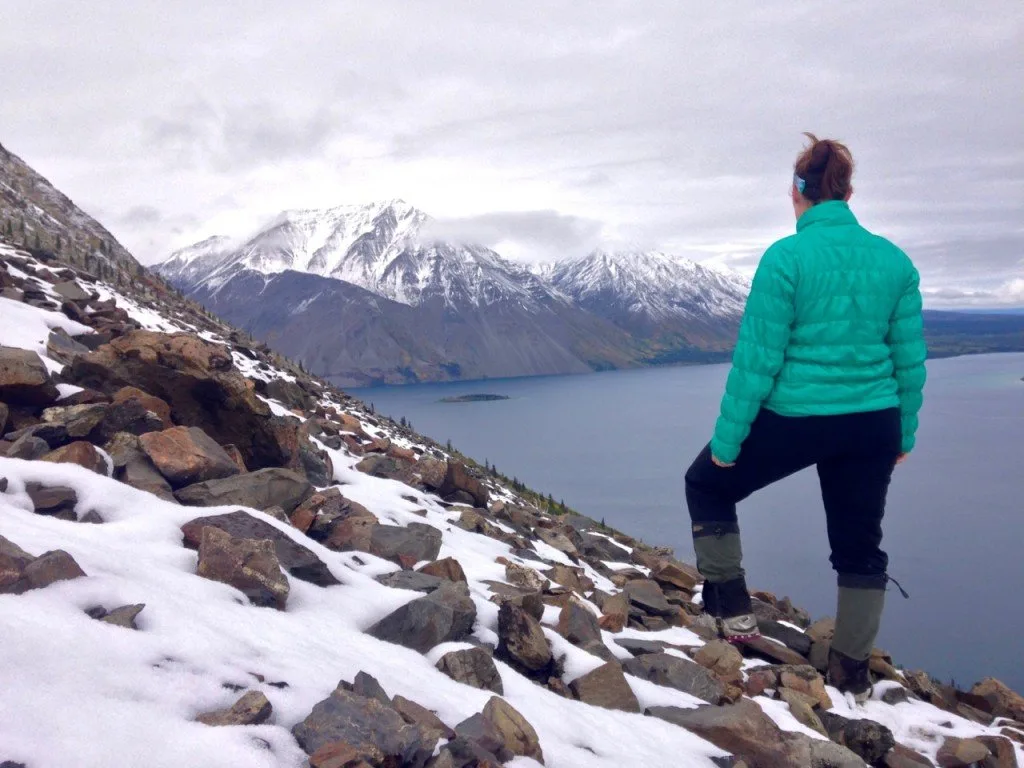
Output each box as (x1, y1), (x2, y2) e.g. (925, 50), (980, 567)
(796, 200), (858, 233)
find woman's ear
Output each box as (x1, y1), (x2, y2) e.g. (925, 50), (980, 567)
(844, 186), (854, 202)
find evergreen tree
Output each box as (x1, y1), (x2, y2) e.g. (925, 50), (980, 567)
(4, 219), (11, 237)
(400, 416), (408, 428)
(33, 231), (41, 250)
(55, 234), (62, 251)
(446, 438), (453, 452)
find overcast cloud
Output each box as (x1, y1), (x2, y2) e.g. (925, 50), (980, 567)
(0, 1), (1020, 306)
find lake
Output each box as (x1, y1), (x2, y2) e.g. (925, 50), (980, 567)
(350, 353), (1024, 691)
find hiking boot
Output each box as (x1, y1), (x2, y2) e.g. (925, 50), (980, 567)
(719, 612), (760, 642)
(827, 647), (872, 703)
(704, 576), (761, 642)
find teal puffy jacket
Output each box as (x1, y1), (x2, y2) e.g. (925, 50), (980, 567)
(711, 201), (927, 464)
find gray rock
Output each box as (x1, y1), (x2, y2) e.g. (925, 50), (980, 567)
(95, 603), (146, 629)
(391, 695), (456, 744)
(370, 522), (442, 565)
(623, 579), (676, 617)
(17, 550), (87, 593)
(53, 280), (90, 302)
(351, 670), (392, 707)
(368, 581), (477, 653)
(497, 601), (553, 675)
(760, 619), (813, 656)
(376, 570), (445, 593)
(557, 599), (613, 660)
(454, 713), (513, 762)
(24, 482), (79, 518)
(819, 711), (896, 765)
(46, 329), (91, 366)
(623, 652), (725, 704)
(614, 638), (673, 656)
(4, 433), (50, 460)
(291, 685), (432, 766)
(181, 510), (339, 587)
(647, 699), (814, 767)
(175, 467), (313, 514)
(437, 647), (503, 694)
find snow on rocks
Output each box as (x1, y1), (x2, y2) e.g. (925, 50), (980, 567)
(2, 244), (1023, 767)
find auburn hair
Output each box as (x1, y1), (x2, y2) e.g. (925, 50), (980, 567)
(794, 133), (854, 203)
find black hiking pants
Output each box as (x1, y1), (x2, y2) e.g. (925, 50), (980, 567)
(685, 407), (902, 591)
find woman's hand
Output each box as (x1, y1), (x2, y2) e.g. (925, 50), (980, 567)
(895, 453), (910, 465)
(712, 455), (736, 468)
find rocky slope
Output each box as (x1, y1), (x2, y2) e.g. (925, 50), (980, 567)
(0, 141), (142, 281)
(3, 240), (1024, 768)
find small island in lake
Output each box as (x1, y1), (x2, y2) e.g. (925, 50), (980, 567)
(439, 394), (510, 403)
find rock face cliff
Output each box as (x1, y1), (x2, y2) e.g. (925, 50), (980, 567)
(3, 239), (1023, 768)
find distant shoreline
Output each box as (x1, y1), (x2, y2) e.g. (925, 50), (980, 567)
(439, 394), (510, 403)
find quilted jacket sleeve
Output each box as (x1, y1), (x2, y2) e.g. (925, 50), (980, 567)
(887, 265), (927, 453)
(711, 244), (796, 463)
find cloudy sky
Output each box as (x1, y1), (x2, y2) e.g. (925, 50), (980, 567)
(1, 1), (1021, 305)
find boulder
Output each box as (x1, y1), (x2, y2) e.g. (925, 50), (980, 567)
(0, 346), (58, 405)
(368, 581), (476, 653)
(976, 735), (1018, 768)
(737, 635), (810, 666)
(972, 678), (1024, 722)
(0, 535), (36, 593)
(350, 671), (392, 707)
(546, 563), (589, 593)
(779, 688), (827, 737)
(693, 640), (744, 684)
(175, 467), (313, 514)
(94, 603), (146, 629)
(598, 592), (630, 632)
(556, 599), (612, 660)
(418, 557), (467, 583)
(439, 461), (489, 508)
(497, 601), (553, 675)
(40, 403), (109, 439)
(569, 662), (641, 713)
(482, 696), (544, 765)
(16, 550), (87, 593)
(112, 386), (173, 429)
(24, 482), (78, 519)
(411, 457), (446, 490)
(391, 695), (456, 743)
(376, 570), (444, 594)
(454, 713), (513, 763)
(647, 699), (815, 767)
(623, 579), (676, 617)
(623, 653), (725, 704)
(437, 648), (504, 694)
(650, 560), (700, 592)
(759, 619), (812, 656)
(535, 528), (579, 559)
(196, 526), (290, 610)
(41, 441), (107, 474)
(579, 531), (628, 561)
(504, 561), (548, 593)
(3, 433), (49, 460)
(140, 426), (240, 488)
(324, 516), (377, 554)
(369, 523), (443, 565)
(819, 711), (896, 765)
(936, 737), (991, 767)
(196, 690), (273, 726)
(53, 280), (90, 301)
(292, 685), (432, 766)
(181, 510), (339, 587)
(107, 434), (175, 500)
(68, 331), (294, 472)
(296, 487), (375, 540)
(777, 666), (832, 710)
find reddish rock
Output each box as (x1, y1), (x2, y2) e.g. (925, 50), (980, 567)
(936, 737), (991, 767)
(41, 441), (107, 474)
(20, 550), (87, 591)
(650, 560), (700, 592)
(196, 526), (290, 610)
(693, 640), (744, 684)
(140, 426), (240, 488)
(598, 592), (630, 632)
(418, 557), (467, 583)
(972, 678), (1024, 722)
(0, 346), (59, 405)
(440, 461), (489, 508)
(569, 662), (640, 713)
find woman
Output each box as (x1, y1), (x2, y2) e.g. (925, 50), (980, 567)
(684, 134), (927, 702)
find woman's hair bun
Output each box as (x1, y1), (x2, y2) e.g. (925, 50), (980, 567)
(794, 132), (854, 203)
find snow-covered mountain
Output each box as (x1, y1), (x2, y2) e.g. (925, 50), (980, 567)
(156, 202), (750, 382)
(539, 250), (749, 322)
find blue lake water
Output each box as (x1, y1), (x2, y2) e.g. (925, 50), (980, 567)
(350, 353), (1024, 691)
